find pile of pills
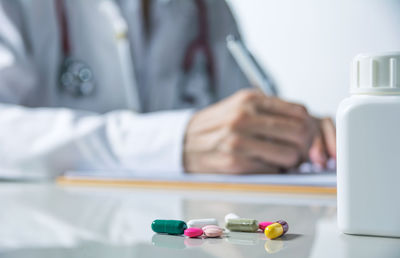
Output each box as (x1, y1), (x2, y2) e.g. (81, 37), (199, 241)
(224, 213), (288, 239)
(152, 218), (224, 238)
(151, 213), (288, 240)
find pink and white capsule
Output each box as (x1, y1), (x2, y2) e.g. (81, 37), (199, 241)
(184, 227), (204, 238)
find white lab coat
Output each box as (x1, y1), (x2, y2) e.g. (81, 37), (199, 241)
(0, 0), (274, 178)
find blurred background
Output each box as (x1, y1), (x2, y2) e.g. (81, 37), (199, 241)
(229, 0), (400, 116)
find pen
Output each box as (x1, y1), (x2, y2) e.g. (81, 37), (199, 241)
(226, 35), (275, 95)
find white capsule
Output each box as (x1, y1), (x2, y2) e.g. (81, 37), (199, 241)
(187, 218), (218, 228)
(224, 213), (240, 223)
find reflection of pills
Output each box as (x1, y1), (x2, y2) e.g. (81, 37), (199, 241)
(151, 234), (186, 249)
(225, 233), (259, 246)
(206, 237), (224, 245)
(265, 239), (284, 254)
(184, 227), (203, 238)
(184, 237), (204, 247)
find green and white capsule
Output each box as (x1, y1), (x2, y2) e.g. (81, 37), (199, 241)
(225, 218), (259, 232)
(151, 219), (187, 235)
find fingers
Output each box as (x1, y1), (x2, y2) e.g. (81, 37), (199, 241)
(185, 151), (279, 175)
(233, 114), (313, 159)
(309, 133), (328, 167)
(257, 96), (309, 120)
(218, 154), (280, 174)
(308, 117), (336, 168)
(183, 89), (318, 174)
(219, 133), (301, 169)
(232, 89), (310, 120)
(320, 117), (336, 159)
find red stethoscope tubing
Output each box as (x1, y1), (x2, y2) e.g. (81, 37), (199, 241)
(55, 0), (70, 56)
(182, 0), (215, 90)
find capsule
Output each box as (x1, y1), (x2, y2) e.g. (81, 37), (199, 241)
(225, 218), (259, 232)
(259, 221), (274, 231)
(224, 213), (240, 223)
(187, 218), (218, 228)
(151, 219), (187, 235)
(264, 220), (289, 239)
(184, 227), (203, 238)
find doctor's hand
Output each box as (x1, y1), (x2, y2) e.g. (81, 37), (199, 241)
(183, 89), (319, 174)
(308, 117), (336, 168)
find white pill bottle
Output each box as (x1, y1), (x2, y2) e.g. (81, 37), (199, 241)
(337, 52), (400, 237)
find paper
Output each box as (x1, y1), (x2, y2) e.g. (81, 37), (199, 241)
(62, 169), (336, 187)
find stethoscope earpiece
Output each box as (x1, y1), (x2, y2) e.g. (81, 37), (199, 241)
(56, 0), (95, 97)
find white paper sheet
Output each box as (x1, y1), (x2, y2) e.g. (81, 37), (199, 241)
(62, 169), (336, 187)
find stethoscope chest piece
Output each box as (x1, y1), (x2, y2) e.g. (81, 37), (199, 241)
(59, 58), (95, 97)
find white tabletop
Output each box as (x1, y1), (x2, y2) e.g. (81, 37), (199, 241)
(0, 182), (399, 258)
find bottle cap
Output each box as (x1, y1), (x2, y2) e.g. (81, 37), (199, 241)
(351, 52), (400, 95)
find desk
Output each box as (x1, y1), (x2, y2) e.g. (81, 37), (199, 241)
(0, 183), (399, 258)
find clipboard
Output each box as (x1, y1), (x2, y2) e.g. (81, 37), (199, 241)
(57, 170), (337, 195)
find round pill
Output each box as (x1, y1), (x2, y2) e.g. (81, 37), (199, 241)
(259, 221), (274, 231)
(151, 219), (187, 235)
(264, 220), (289, 239)
(184, 227), (204, 238)
(204, 227), (223, 238)
(226, 218), (259, 232)
(187, 218), (218, 228)
(202, 225), (221, 231)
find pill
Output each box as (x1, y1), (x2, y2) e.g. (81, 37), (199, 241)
(202, 225), (222, 231)
(204, 227), (223, 238)
(224, 213), (240, 223)
(225, 218), (259, 232)
(187, 218), (218, 228)
(264, 220), (289, 239)
(184, 227), (204, 238)
(259, 221), (274, 231)
(151, 219), (187, 235)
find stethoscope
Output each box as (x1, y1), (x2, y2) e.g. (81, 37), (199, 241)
(55, 0), (216, 101)
(56, 0), (96, 97)
(180, 0), (216, 104)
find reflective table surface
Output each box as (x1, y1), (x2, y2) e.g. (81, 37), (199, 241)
(0, 183), (399, 258)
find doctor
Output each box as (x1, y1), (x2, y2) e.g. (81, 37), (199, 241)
(0, 0), (335, 178)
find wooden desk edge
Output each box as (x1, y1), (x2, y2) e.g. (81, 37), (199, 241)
(56, 177), (337, 195)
